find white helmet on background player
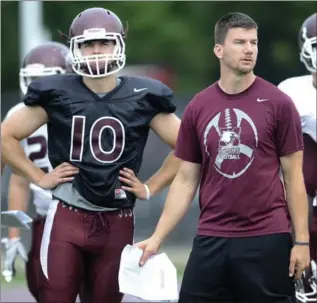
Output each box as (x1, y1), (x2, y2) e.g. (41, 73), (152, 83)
(299, 13), (316, 73)
(20, 41), (71, 95)
(296, 260), (317, 302)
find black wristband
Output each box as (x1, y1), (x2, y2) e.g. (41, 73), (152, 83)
(294, 241), (309, 246)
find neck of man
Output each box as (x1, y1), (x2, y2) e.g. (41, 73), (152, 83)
(218, 65), (256, 95)
(83, 74), (118, 94)
(312, 72), (316, 89)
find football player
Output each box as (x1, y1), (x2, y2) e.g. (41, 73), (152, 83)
(1, 41), (74, 301)
(1, 8), (181, 303)
(278, 12), (317, 302)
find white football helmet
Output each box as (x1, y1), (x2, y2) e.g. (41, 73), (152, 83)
(299, 13), (317, 73)
(19, 42), (71, 95)
(296, 260), (317, 302)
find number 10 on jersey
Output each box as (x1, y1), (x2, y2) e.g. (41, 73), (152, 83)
(70, 116), (125, 163)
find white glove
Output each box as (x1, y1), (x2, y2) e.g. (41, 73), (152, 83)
(1, 237), (28, 283)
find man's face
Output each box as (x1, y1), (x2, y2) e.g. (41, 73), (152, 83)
(80, 40), (115, 57)
(216, 28), (258, 75)
(79, 40), (116, 74)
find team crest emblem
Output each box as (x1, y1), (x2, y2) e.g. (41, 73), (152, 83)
(114, 188), (127, 200)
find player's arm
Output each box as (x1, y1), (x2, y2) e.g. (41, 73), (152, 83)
(1, 106), (48, 184)
(119, 112), (181, 199)
(7, 173), (30, 239)
(145, 113), (181, 196)
(280, 151), (310, 243)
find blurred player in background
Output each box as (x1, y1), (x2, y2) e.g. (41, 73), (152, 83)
(1, 7), (181, 303)
(1, 41), (73, 302)
(278, 12), (317, 303)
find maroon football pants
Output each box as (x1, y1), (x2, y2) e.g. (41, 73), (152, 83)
(25, 215), (46, 302)
(38, 200), (134, 303)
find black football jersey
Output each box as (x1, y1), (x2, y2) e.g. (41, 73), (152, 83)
(23, 74), (176, 208)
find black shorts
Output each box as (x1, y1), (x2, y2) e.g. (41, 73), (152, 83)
(179, 233), (296, 303)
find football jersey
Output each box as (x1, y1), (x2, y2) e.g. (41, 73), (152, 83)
(278, 75), (316, 142)
(23, 74), (176, 210)
(278, 75), (317, 204)
(5, 103), (56, 216)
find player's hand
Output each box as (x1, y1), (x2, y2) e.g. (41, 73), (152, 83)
(119, 168), (149, 200)
(289, 244), (310, 280)
(36, 162), (79, 190)
(135, 236), (161, 266)
(1, 237), (28, 283)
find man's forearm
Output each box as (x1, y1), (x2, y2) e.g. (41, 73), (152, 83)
(152, 173), (199, 243)
(145, 152), (181, 197)
(285, 176), (310, 242)
(2, 136), (44, 184)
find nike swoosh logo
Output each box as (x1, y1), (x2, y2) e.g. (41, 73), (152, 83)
(257, 98), (269, 102)
(134, 88), (148, 93)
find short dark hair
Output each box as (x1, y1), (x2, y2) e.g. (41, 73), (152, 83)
(214, 12), (258, 44)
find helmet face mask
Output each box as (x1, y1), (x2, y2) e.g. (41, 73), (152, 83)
(300, 27), (316, 73)
(69, 28), (126, 78)
(19, 42), (70, 95)
(68, 8), (127, 78)
(299, 13), (317, 73)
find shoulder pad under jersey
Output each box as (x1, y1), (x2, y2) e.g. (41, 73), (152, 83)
(278, 75), (315, 115)
(23, 74), (77, 107)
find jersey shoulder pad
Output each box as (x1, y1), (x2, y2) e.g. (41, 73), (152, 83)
(278, 75), (313, 115)
(128, 76), (176, 113)
(278, 75), (312, 95)
(23, 74), (76, 107)
(5, 102), (25, 120)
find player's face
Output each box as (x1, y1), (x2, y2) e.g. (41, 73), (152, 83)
(80, 40), (115, 57)
(79, 40), (116, 75)
(221, 28), (258, 75)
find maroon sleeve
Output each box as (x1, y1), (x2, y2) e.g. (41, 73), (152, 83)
(174, 101), (202, 163)
(275, 95), (304, 156)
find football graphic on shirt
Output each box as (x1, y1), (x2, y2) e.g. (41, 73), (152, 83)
(203, 108), (258, 179)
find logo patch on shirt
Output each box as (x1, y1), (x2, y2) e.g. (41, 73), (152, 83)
(115, 188), (127, 199)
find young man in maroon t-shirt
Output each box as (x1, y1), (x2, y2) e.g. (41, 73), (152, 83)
(136, 12), (310, 302)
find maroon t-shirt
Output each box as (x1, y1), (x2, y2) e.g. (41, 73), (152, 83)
(175, 77), (304, 237)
